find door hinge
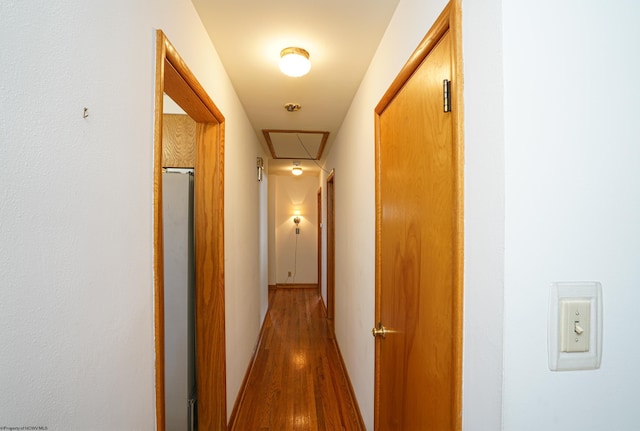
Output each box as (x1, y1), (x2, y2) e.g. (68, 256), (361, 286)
(443, 79), (451, 113)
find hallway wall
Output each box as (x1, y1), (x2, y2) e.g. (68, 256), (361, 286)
(0, 0), (267, 427)
(269, 174), (319, 285)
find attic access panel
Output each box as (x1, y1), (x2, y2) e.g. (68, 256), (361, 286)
(263, 130), (329, 160)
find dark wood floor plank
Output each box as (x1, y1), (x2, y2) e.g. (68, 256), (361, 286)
(231, 289), (364, 431)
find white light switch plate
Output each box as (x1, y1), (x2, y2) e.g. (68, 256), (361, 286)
(548, 282), (602, 371)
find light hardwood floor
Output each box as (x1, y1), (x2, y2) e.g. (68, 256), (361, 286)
(230, 288), (365, 430)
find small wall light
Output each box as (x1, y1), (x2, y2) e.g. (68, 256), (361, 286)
(293, 215), (301, 235)
(256, 157), (264, 182)
(279, 47), (311, 77)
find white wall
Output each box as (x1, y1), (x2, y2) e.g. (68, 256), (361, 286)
(501, 1), (640, 429)
(270, 174), (319, 284)
(461, 0), (505, 428)
(0, 0), (266, 427)
(6, 0), (637, 429)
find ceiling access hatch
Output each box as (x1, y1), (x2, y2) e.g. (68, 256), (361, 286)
(263, 130), (329, 160)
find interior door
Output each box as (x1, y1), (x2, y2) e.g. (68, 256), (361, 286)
(373, 4), (462, 429)
(317, 187), (322, 296)
(326, 171), (335, 336)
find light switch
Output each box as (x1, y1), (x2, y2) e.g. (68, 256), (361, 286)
(560, 299), (590, 352)
(548, 282), (603, 371)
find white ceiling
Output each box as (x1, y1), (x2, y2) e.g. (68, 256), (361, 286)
(191, 0), (400, 175)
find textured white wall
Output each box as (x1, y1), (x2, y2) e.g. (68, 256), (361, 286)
(0, 0), (266, 427)
(501, 1), (640, 429)
(272, 175), (319, 284)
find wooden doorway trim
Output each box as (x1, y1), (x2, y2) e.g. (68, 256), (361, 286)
(373, 1), (463, 429)
(326, 171), (336, 335)
(154, 30), (227, 431)
(317, 187), (322, 296)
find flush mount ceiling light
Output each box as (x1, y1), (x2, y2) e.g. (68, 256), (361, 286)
(292, 161), (303, 176)
(279, 47), (311, 77)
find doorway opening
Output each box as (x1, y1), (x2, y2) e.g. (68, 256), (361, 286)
(153, 30), (227, 431)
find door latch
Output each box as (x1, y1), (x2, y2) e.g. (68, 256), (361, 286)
(371, 322), (387, 338)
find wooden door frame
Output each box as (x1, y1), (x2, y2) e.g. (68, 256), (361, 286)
(326, 171), (335, 335)
(373, 1), (464, 429)
(154, 30), (227, 431)
(317, 187), (322, 296)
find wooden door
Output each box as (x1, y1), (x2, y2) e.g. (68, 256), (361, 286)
(373, 3), (463, 430)
(326, 171), (335, 336)
(317, 187), (322, 296)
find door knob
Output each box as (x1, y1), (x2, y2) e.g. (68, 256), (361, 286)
(371, 322), (387, 338)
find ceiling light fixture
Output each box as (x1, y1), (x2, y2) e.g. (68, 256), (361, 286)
(279, 47), (311, 77)
(292, 161), (303, 176)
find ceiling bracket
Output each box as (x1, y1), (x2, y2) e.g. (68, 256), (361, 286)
(284, 103), (301, 112)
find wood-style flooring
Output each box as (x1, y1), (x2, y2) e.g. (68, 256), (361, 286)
(230, 288), (365, 431)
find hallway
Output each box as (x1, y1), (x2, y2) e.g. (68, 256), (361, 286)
(230, 288), (364, 430)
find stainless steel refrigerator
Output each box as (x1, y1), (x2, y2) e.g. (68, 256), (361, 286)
(162, 169), (196, 431)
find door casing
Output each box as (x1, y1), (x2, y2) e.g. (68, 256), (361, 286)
(317, 187), (322, 296)
(153, 30), (227, 431)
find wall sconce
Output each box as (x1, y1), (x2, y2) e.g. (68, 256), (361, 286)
(293, 215), (301, 235)
(257, 157), (264, 182)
